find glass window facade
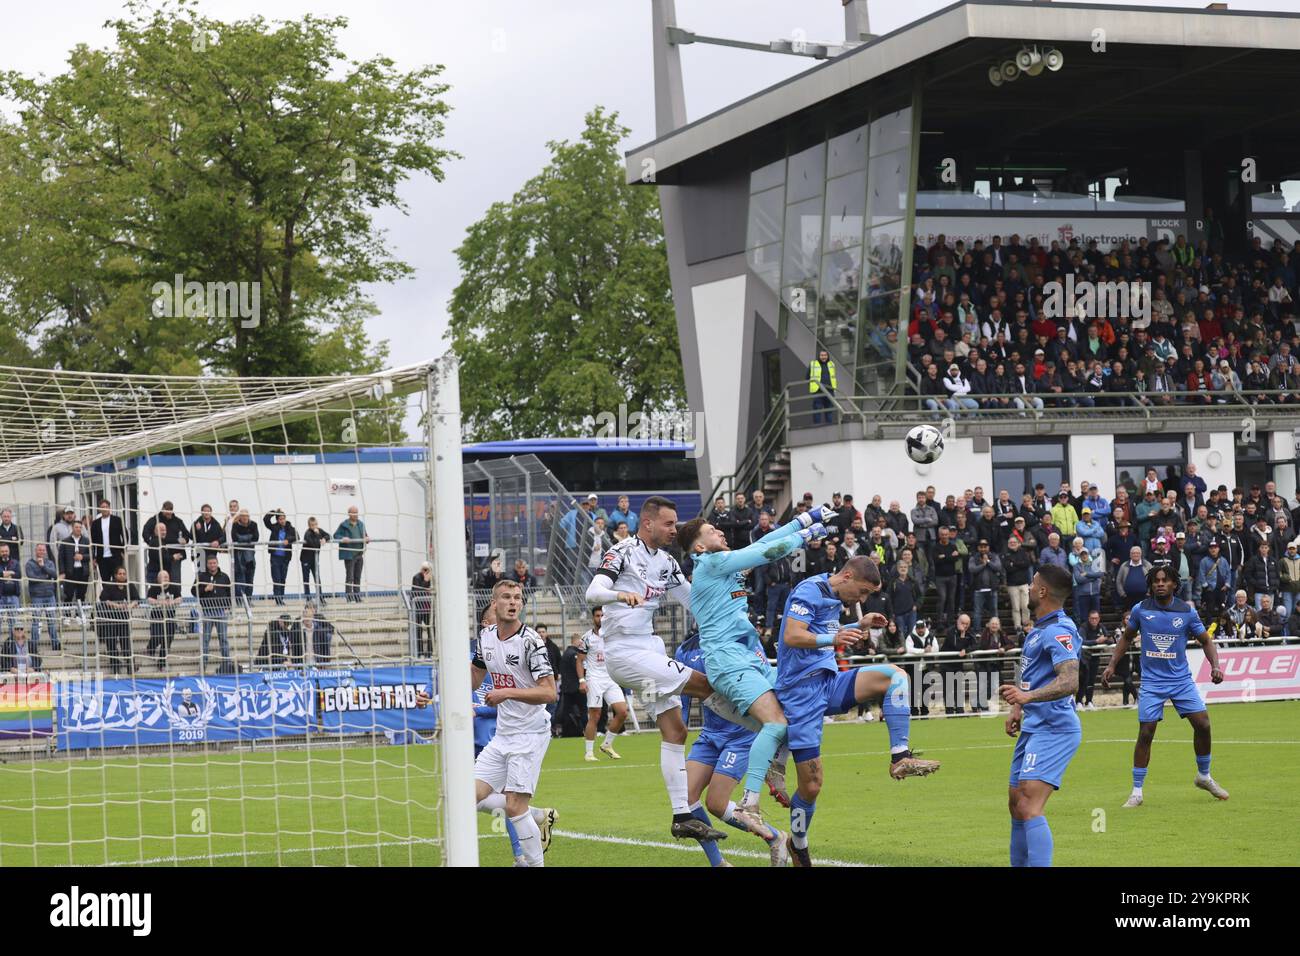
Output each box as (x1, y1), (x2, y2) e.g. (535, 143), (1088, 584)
(744, 105), (915, 401)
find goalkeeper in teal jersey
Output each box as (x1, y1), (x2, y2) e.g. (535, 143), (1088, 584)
(676, 505), (836, 838)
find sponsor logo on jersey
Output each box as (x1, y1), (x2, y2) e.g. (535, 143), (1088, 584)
(506, 653), (520, 665)
(1147, 630), (1179, 652)
(1055, 633), (1074, 652)
(491, 672), (518, 689)
(790, 602), (811, 617)
(645, 585), (666, 600)
(730, 590), (747, 599)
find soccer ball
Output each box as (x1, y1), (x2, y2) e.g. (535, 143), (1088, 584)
(905, 424), (944, 464)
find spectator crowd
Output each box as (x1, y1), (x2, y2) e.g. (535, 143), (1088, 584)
(0, 498), (384, 675)
(906, 232), (1300, 411)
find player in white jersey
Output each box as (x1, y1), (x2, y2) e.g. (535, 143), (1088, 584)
(417, 579), (559, 866)
(576, 606), (628, 761)
(585, 495), (728, 843)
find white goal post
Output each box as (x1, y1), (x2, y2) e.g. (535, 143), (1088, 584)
(0, 354), (475, 867)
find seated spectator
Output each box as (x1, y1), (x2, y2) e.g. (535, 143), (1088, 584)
(256, 613), (305, 669)
(1, 625), (41, 675)
(302, 602), (335, 663)
(1256, 593), (1287, 638)
(1218, 590), (1262, 642)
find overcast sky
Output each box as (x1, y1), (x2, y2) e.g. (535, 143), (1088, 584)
(4, 0), (1298, 370)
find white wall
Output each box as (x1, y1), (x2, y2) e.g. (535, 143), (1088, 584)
(1269, 430), (1297, 504)
(1068, 435), (1117, 498)
(1187, 432), (1237, 494)
(690, 276), (748, 489)
(791, 435), (992, 511)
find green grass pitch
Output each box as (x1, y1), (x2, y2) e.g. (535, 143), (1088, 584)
(1, 700), (1295, 866)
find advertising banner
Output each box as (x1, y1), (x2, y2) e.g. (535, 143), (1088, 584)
(0, 678), (53, 738)
(55, 666), (436, 751)
(1186, 645), (1300, 704)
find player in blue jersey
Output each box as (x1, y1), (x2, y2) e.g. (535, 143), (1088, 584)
(676, 505), (836, 837)
(675, 632), (791, 867)
(777, 556), (940, 866)
(998, 565), (1082, 867)
(1101, 565), (1228, 806)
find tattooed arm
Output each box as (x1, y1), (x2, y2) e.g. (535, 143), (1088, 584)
(1000, 659), (1078, 706)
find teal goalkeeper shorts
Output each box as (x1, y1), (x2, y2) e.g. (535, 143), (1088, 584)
(703, 642), (775, 716)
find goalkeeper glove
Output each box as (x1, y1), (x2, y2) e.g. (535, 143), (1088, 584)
(797, 504), (836, 528)
(798, 522), (830, 543)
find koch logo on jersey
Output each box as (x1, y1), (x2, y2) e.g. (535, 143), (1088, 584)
(1146, 630), (1181, 659)
(319, 682), (424, 713)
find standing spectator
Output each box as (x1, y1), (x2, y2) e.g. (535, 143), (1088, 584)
(1218, 590), (1262, 642)
(556, 631), (588, 737)
(193, 554), (233, 672)
(1002, 535), (1033, 631)
(1075, 610), (1111, 710)
(0, 544), (20, 639)
(765, 553), (794, 635)
(1050, 491), (1079, 550)
(300, 518), (330, 603)
(1075, 508), (1105, 554)
(749, 511), (776, 614)
(0, 509), (23, 564)
(411, 562), (433, 657)
(582, 517), (612, 587)
(302, 603), (335, 663)
(1115, 546), (1152, 608)
(752, 490), (776, 521)
(191, 504), (226, 565)
(967, 538), (1003, 632)
(974, 616), (1009, 712)
(536, 623), (564, 729)
(1068, 538), (1103, 626)
(334, 506), (370, 603)
(608, 495), (639, 536)
(89, 499), (127, 583)
(228, 510), (260, 602)
(59, 521), (92, 605)
(47, 507), (76, 551)
(808, 348), (837, 425)
(911, 491), (940, 567)
(145, 568), (182, 669)
(97, 565), (138, 675)
(903, 618), (939, 716)
(142, 502), (190, 586)
(940, 613), (976, 715)
(1, 625), (40, 675)
(1278, 539), (1300, 625)
(887, 554), (922, 639)
(932, 526), (961, 627)
(1244, 540), (1279, 609)
(223, 499), (241, 533)
(1198, 541), (1232, 617)
(727, 492), (756, 551)
(263, 510), (299, 606)
(24, 543), (60, 653)
(1038, 532), (1068, 571)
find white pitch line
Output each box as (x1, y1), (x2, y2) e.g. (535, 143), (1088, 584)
(539, 829), (871, 867)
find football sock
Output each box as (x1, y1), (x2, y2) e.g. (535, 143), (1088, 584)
(1196, 754), (1211, 777)
(1010, 818), (1028, 867)
(1132, 766), (1148, 792)
(1024, 815), (1053, 867)
(584, 738), (594, 756)
(511, 811), (544, 867)
(790, 793), (816, 850)
(882, 670), (912, 752)
(689, 803), (724, 866)
(743, 723), (788, 803)
(661, 741), (689, 814)
(603, 730), (617, 747)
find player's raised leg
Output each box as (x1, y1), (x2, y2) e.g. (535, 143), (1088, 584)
(851, 664), (942, 779)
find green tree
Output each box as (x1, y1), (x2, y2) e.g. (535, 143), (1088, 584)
(0, 0), (453, 396)
(449, 107), (683, 440)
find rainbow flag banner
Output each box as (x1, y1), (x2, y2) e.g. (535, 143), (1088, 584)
(0, 679), (54, 738)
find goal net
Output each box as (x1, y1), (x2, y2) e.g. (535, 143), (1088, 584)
(0, 356), (474, 866)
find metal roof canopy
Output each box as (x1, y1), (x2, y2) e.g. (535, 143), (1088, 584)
(626, 0), (1300, 186)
